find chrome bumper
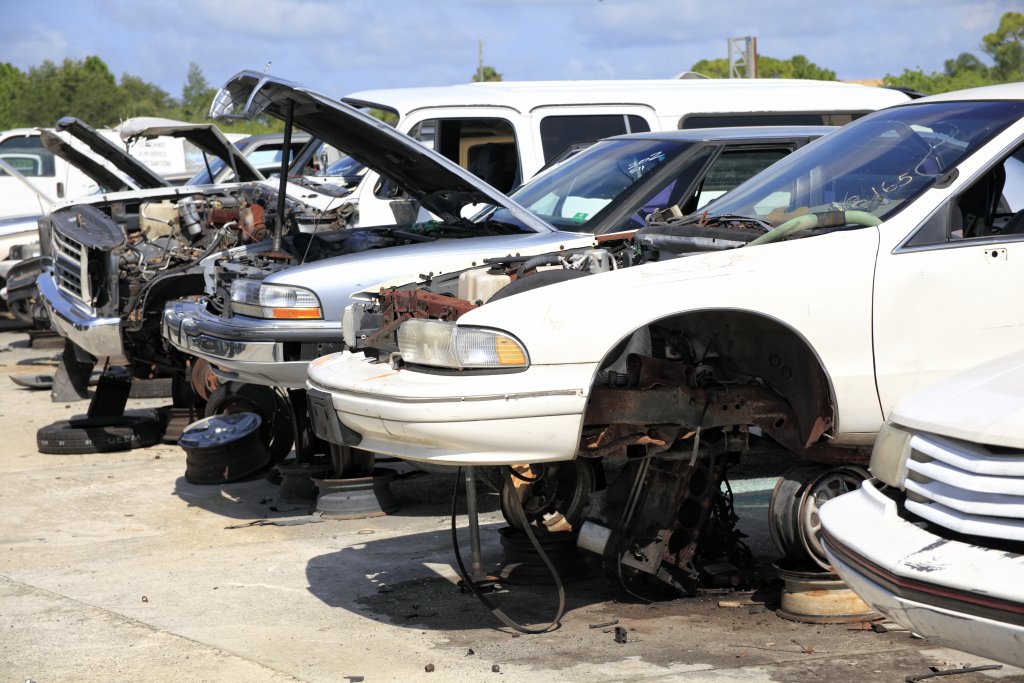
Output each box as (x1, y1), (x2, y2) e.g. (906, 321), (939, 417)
(162, 300), (340, 388)
(38, 271), (123, 358)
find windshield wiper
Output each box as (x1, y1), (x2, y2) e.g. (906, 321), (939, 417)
(662, 212), (774, 232)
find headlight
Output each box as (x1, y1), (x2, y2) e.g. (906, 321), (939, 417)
(229, 279), (322, 319)
(397, 319), (528, 369)
(869, 422), (913, 488)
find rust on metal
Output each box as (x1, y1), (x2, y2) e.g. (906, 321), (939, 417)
(582, 353), (865, 465)
(364, 288), (479, 349)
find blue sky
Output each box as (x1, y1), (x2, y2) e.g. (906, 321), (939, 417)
(0, 0), (1018, 99)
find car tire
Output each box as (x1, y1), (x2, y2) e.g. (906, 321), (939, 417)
(181, 413), (270, 485)
(128, 377), (174, 399)
(204, 382), (294, 463)
(37, 411), (163, 454)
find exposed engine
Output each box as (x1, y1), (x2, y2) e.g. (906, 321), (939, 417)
(46, 183), (352, 371)
(347, 217), (767, 357)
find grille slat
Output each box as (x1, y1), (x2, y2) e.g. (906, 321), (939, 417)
(904, 433), (1024, 543)
(50, 230), (92, 305)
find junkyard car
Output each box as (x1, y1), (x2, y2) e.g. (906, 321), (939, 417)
(306, 83), (1024, 592)
(820, 350), (1024, 668)
(164, 125), (832, 390)
(36, 115), (273, 371)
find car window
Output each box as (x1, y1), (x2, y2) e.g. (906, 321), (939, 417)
(702, 101), (1024, 228)
(907, 145), (1024, 247)
(693, 148), (791, 209)
(539, 114), (650, 162)
(680, 112), (863, 129)
(404, 117), (519, 193)
(491, 137), (697, 232)
(0, 136), (56, 177)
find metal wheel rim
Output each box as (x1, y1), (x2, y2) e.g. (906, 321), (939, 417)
(798, 466), (868, 570)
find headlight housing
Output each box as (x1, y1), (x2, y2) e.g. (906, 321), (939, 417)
(229, 279), (322, 319)
(397, 319), (528, 369)
(869, 422), (913, 488)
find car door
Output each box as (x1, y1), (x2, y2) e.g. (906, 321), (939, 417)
(595, 141), (807, 234)
(873, 137), (1024, 415)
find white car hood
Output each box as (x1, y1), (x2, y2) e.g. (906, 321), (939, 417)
(890, 349), (1024, 449)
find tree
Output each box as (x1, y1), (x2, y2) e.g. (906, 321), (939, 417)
(180, 62), (216, 121)
(982, 11), (1024, 81)
(0, 62), (25, 129)
(10, 56), (122, 128)
(690, 55), (835, 80)
(472, 65), (502, 82)
(118, 74), (175, 119)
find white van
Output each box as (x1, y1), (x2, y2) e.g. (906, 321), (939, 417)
(337, 78), (911, 225)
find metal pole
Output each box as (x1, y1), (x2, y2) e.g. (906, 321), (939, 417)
(477, 39), (484, 82)
(464, 467), (485, 581)
(274, 100), (295, 253)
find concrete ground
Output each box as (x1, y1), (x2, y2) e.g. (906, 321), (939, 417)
(0, 326), (1021, 683)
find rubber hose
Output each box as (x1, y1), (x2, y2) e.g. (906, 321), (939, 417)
(748, 210), (881, 246)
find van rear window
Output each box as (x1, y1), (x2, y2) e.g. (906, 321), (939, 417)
(680, 112), (867, 129)
(540, 114), (651, 162)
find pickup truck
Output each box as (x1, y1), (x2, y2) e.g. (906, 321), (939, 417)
(306, 83), (1024, 593)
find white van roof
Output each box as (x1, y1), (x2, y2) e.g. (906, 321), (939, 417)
(343, 79), (910, 117)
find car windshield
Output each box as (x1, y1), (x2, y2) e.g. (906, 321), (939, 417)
(320, 154), (366, 182)
(482, 138), (696, 233)
(185, 156), (230, 186)
(702, 100), (1024, 226)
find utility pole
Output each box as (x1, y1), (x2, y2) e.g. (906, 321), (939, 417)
(477, 38), (484, 82)
(728, 36), (757, 78)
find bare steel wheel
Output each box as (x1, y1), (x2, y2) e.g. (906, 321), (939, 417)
(499, 460), (599, 534)
(798, 465), (869, 570)
(769, 464), (868, 570)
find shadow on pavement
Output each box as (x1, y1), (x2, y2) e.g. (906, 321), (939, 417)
(171, 469), (501, 521)
(305, 521), (614, 633)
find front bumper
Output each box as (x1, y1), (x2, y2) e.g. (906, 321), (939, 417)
(820, 480), (1024, 667)
(38, 271), (123, 358)
(306, 351), (596, 466)
(162, 300), (341, 388)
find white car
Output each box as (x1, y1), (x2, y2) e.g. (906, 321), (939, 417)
(307, 83), (1024, 591)
(819, 350), (1024, 668)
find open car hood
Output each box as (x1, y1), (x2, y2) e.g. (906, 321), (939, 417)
(209, 70), (552, 232)
(38, 129), (135, 193)
(53, 117), (169, 190)
(117, 116), (264, 183)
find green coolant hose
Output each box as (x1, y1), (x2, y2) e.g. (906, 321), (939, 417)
(748, 209), (882, 246)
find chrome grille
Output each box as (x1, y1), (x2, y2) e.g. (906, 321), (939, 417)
(51, 230), (91, 305)
(904, 432), (1024, 543)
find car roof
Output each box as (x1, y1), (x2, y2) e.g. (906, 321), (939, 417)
(606, 125), (837, 143)
(344, 79), (909, 117)
(235, 131), (312, 148)
(909, 82), (1024, 104)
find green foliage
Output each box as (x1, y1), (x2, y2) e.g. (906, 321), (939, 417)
(885, 11), (1021, 94)
(472, 65), (502, 82)
(0, 62), (26, 130)
(983, 11), (1024, 80)
(180, 62), (216, 121)
(691, 55), (835, 80)
(118, 75), (174, 119)
(9, 57), (123, 128)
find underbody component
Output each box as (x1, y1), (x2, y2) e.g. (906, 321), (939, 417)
(578, 448), (750, 595)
